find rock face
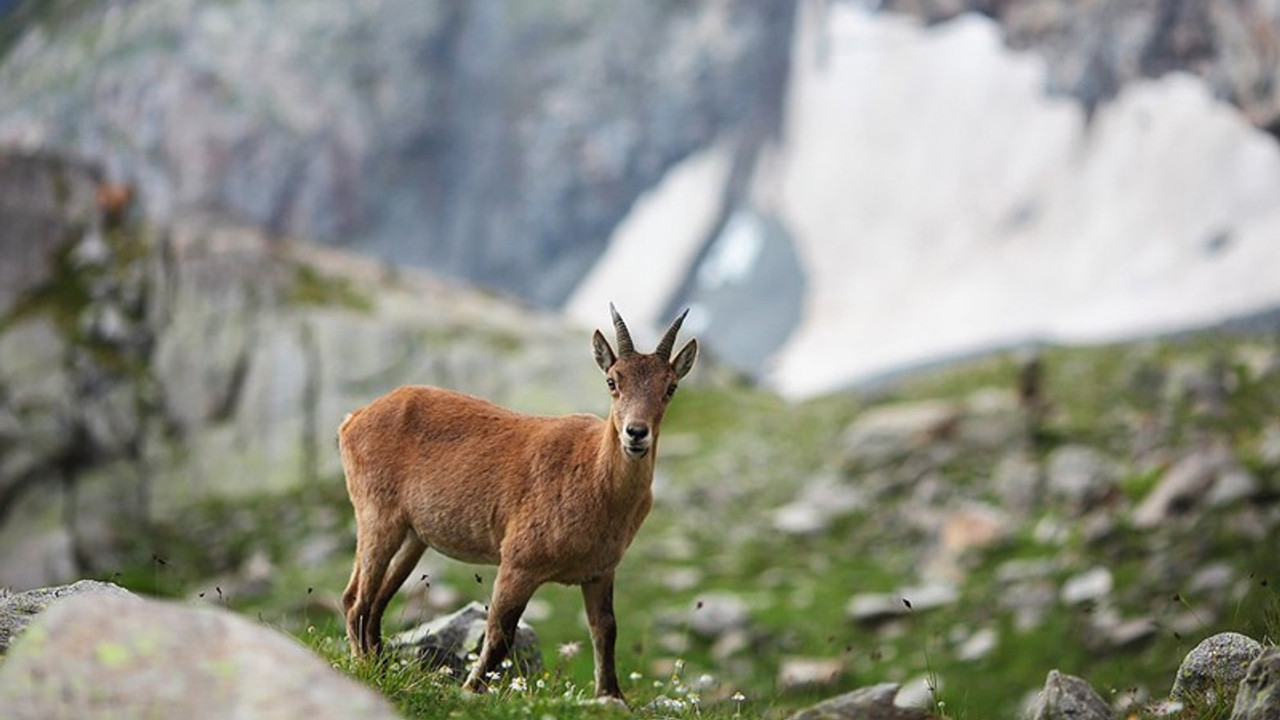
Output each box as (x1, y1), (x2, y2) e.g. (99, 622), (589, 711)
(0, 591), (402, 719)
(389, 601), (541, 679)
(0, 579), (133, 653)
(0, 0), (792, 308)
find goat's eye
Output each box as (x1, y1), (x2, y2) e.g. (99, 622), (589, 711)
(606, 377), (618, 393)
(666, 383), (678, 398)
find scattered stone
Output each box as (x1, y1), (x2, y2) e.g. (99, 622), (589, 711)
(1206, 466), (1258, 508)
(843, 401), (961, 468)
(956, 626), (999, 662)
(1045, 445), (1119, 513)
(1133, 445), (1240, 529)
(662, 567), (704, 592)
(0, 592), (400, 719)
(1188, 563), (1236, 596)
(1060, 567), (1113, 605)
(1230, 646), (1280, 720)
(895, 673), (940, 710)
(993, 451), (1043, 512)
(1100, 616), (1159, 651)
(0, 579), (133, 653)
(773, 474), (866, 536)
(786, 682), (943, 720)
(388, 601), (542, 679)
(847, 584), (958, 625)
(777, 657), (846, 692)
(688, 592), (751, 639)
(1171, 632), (1263, 702)
(1028, 670), (1112, 720)
(928, 503), (1010, 580)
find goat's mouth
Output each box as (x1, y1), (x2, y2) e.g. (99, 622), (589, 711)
(623, 442), (650, 459)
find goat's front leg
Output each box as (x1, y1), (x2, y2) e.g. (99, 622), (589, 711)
(582, 572), (624, 701)
(463, 566), (538, 693)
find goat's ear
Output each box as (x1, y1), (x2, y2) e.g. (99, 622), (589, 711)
(592, 330), (616, 373)
(671, 338), (698, 380)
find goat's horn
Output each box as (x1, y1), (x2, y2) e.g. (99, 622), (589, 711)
(610, 303), (635, 356)
(655, 308), (689, 361)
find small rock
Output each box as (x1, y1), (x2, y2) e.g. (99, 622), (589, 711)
(1133, 445), (1238, 529)
(1188, 563), (1236, 595)
(956, 627), (998, 662)
(1206, 467), (1258, 507)
(661, 567), (704, 592)
(993, 451), (1043, 513)
(1230, 646), (1280, 720)
(777, 657), (846, 692)
(843, 401), (961, 468)
(389, 601), (542, 678)
(1060, 567), (1113, 605)
(1045, 445), (1119, 513)
(1029, 670), (1112, 720)
(847, 584), (958, 625)
(895, 673), (940, 710)
(1102, 617), (1158, 650)
(688, 592), (751, 639)
(0, 579), (133, 653)
(1171, 632), (1263, 702)
(773, 475), (865, 536)
(786, 682), (944, 720)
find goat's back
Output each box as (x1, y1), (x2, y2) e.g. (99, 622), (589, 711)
(338, 385), (607, 565)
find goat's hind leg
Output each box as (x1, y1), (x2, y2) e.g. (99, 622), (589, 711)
(345, 512), (410, 656)
(365, 532), (427, 651)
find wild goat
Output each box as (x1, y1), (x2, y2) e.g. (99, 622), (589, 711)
(339, 305), (697, 700)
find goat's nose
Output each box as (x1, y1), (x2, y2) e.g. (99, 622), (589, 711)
(625, 424), (649, 441)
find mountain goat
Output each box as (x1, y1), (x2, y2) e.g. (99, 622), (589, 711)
(339, 305), (697, 700)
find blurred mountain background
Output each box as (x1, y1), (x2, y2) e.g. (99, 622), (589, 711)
(3, 1), (1280, 716)
(5, 0), (1279, 393)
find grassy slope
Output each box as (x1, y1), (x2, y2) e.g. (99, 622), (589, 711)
(106, 331), (1280, 719)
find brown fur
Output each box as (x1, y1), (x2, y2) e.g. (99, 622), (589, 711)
(340, 308), (697, 702)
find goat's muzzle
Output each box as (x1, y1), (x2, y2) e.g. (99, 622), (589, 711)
(623, 423), (651, 458)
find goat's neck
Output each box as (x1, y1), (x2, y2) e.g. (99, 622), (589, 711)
(596, 420), (655, 499)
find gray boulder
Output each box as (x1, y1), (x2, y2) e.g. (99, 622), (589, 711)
(1172, 632), (1263, 702)
(1230, 646), (1280, 720)
(0, 592), (401, 719)
(389, 601), (541, 679)
(786, 682), (943, 720)
(0, 579), (133, 653)
(1028, 670), (1112, 720)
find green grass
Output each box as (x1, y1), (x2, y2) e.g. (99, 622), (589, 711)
(90, 331), (1280, 719)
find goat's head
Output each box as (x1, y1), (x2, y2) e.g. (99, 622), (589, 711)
(592, 304), (698, 459)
